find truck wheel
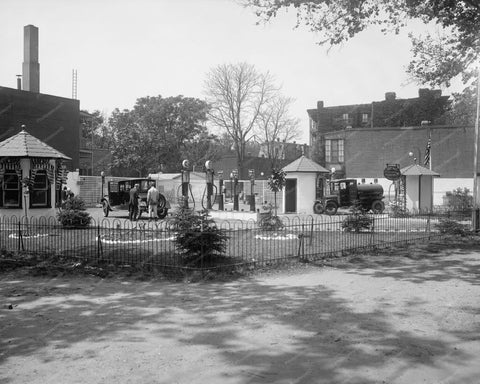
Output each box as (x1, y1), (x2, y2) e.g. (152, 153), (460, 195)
(371, 200), (385, 214)
(313, 201), (324, 214)
(158, 194), (167, 209)
(102, 201), (109, 217)
(325, 201), (338, 215)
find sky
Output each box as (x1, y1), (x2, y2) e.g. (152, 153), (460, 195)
(0, 0), (464, 143)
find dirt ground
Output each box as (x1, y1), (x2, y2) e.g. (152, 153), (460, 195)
(1, 240), (480, 384)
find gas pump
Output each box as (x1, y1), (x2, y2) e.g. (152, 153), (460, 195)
(248, 169), (256, 212)
(181, 159), (190, 208)
(232, 169), (239, 211)
(218, 170), (224, 211)
(203, 160), (216, 210)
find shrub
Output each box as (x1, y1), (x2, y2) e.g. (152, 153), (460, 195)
(169, 207), (228, 264)
(434, 218), (472, 237)
(258, 202), (284, 231)
(57, 196), (92, 228)
(342, 202), (373, 232)
(443, 188), (473, 210)
(388, 200), (411, 218)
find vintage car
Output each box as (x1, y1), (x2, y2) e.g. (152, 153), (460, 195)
(101, 178), (170, 219)
(313, 178), (385, 215)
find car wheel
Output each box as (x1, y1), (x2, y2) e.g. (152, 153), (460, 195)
(325, 201), (338, 215)
(371, 200), (385, 214)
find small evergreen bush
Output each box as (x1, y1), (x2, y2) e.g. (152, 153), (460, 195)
(342, 202), (373, 232)
(388, 200), (411, 218)
(57, 196), (92, 228)
(435, 218), (472, 237)
(169, 207), (228, 264)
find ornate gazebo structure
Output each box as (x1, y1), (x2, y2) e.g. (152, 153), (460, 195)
(0, 129), (71, 217)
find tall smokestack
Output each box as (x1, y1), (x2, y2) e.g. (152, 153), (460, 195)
(22, 24), (40, 93)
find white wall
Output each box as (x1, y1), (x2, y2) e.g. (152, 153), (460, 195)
(358, 177), (473, 207)
(283, 173), (317, 214)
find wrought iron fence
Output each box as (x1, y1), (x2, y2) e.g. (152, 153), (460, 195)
(0, 210), (468, 273)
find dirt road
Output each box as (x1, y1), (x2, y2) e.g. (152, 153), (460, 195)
(1, 241), (479, 384)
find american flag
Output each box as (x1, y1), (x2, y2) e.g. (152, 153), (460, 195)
(424, 137), (431, 167)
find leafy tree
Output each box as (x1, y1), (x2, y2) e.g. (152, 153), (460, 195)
(80, 110), (111, 150)
(204, 62), (279, 178)
(267, 168), (287, 216)
(444, 86), (478, 126)
(108, 96), (210, 176)
(245, 0), (479, 88)
(181, 131), (223, 171)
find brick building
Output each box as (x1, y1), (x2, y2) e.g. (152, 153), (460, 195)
(0, 25), (80, 171)
(308, 89), (450, 178)
(307, 89), (474, 205)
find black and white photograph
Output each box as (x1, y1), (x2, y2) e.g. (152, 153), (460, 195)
(1, 1), (479, 383)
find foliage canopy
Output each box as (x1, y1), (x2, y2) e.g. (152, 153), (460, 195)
(245, 0), (479, 88)
(108, 95), (211, 175)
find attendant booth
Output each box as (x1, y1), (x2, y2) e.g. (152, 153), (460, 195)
(282, 156), (329, 214)
(400, 164), (440, 212)
(0, 129), (71, 218)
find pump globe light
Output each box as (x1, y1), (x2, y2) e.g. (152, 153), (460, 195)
(182, 159), (190, 168)
(205, 160), (213, 170)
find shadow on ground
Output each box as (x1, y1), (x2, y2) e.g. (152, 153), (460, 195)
(1, 242), (480, 383)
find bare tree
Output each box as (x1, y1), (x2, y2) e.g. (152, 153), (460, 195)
(256, 95), (301, 167)
(204, 62), (278, 178)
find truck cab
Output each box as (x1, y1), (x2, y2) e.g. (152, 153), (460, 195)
(314, 179), (385, 215)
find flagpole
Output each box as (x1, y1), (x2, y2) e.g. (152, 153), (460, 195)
(428, 125), (432, 171)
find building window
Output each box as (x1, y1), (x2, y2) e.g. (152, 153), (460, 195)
(362, 113), (369, 123)
(325, 139), (344, 163)
(2, 171), (21, 208)
(30, 170), (51, 208)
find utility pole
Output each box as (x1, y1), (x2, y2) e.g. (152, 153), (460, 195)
(473, 64), (480, 230)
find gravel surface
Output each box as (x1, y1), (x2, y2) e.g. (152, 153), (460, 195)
(1, 239), (479, 384)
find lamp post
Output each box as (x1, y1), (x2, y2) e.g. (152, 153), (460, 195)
(218, 170), (224, 211)
(100, 171), (105, 200)
(248, 169), (255, 212)
(408, 147), (422, 165)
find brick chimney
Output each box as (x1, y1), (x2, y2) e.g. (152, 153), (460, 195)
(22, 25), (40, 93)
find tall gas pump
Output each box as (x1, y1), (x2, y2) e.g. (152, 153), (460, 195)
(218, 170), (224, 211)
(181, 159), (190, 208)
(231, 169), (239, 211)
(204, 160), (215, 210)
(248, 169), (256, 212)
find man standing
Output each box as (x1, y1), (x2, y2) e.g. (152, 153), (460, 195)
(147, 181), (160, 221)
(129, 183), (139, 221)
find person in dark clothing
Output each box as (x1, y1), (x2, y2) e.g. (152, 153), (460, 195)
(128, 183), (140, 221)
(61, 186), (68, 203)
